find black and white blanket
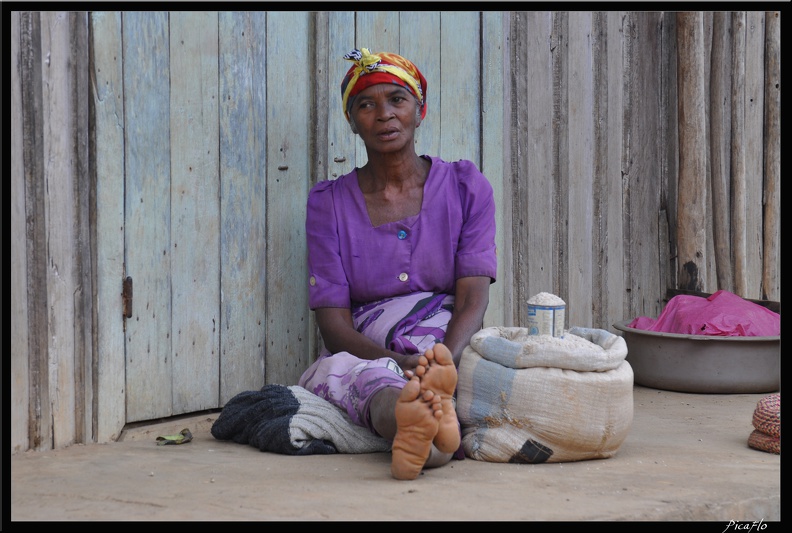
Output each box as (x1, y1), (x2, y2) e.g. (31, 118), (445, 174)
(211, 384), (391, 455)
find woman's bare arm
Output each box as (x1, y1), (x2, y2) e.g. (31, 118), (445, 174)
(442, 276), (491, 366)
(315, 307), (421, 372)
(315, 274), (490, 371)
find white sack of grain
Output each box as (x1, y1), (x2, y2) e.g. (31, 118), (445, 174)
(457, 326), (634, 463)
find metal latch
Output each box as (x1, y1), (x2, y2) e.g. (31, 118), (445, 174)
(122, 276), (133, 318)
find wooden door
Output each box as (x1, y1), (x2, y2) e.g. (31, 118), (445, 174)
(121, 12), (221, 421)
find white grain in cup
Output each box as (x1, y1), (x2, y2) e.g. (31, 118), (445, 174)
(526, 292), (566, 338)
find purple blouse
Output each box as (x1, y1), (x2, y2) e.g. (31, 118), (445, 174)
(306, 155), (497, 309)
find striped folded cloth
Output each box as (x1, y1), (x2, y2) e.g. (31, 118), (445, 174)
(211, 384), (391, 455)
(747, 393), (780, 454)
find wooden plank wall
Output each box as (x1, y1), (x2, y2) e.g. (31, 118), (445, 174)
(10, 10), (781, 453)
(511, 11), (648, 327)
(510, 11), (780, 331)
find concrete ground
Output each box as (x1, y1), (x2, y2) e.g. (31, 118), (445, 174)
(9, 386), (780, 523)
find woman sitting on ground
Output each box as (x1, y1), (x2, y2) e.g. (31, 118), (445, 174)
(299, 48), (497, 480)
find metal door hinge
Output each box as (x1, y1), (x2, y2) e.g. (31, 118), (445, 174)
(122, 276), (133, 318)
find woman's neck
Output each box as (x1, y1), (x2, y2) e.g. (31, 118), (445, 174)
(357, 153), (431, 226)
(359, 152), (428, 193)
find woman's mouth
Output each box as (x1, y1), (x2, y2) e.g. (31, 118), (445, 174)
(377, 129), (399, 141)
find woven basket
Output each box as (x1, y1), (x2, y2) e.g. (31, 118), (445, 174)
(747, 393), (780, 454)
(752, 393), (780, 438)
(748, 430), (780, 455)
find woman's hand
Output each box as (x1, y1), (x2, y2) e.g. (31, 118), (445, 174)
(316, 307), (413, 365)
(443, 276), (492, 366)
(393, 353), (422, 377)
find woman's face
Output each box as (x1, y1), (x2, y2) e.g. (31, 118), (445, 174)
(348, 83), (421, 154)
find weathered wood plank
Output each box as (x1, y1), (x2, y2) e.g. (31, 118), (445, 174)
(218, 11), (268, 402)
(123, 12), (173, 422)
(512, 12), (555, 324)
(309, 11), (329, 364)
(11, 10), (31, 453)
(90, 11), (127, 442)
(69, 11), (92, 444)
(730, 11), (748, 297)
(660, 13), (679, 300)
(511, 12), (528, 322)
(265, 12), (312, 385)
(600, 11), (627, 330)
(590, 11), (607, 327)
(623, 12), (666, 319)
(169, 11), (220, 413)
(313, 12), (329, 190)
(700, 12), (717, 294)
(41, 11), (78, 448)
(676, 12), (708, 293)
(327, 12), (357, 182)
(400, 11), (441, 160)
(353, 11), (400, 168)
(481, 11), (510, 328)
(314, 12), (357, 364)
(762, 11), (780, 302)
(356, 11), (400, 52)
(552, 13), (570, 309)
(566, 12), (595, 329)
(659, 12), (677, 314)
(709, 12), (734, 292)
(439, 12), (480, 164)
(743, 11), (765, 299)
(20, 11), (52, 451)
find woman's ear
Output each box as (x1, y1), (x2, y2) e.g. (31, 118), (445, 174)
(349, 119), (358, 135)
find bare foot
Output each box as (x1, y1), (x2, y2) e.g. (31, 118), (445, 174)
(415, 343), (460, 454)
(391, 376), (443, 480)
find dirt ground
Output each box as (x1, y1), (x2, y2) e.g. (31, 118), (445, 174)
(9, 386), (781, 523)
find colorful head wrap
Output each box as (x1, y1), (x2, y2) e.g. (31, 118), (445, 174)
(340, 48), (427, 121)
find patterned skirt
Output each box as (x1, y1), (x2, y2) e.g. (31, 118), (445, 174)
(298, 291), (453, 434)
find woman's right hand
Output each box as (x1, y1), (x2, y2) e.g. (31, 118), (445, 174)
(317, 308), (421, 368)
(394, 352), (422, 377)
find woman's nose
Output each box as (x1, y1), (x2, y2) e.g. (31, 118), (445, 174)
(376, 103), (395, 120)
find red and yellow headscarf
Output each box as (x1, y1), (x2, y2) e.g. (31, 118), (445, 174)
(340, 48), (427, 121)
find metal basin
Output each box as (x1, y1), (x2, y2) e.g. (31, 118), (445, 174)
(613, 320), (780, 393)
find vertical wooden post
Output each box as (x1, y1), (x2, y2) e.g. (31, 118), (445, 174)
(675, 12), (707, 292)
(762, 11), (780, 301)
(20, 11), (51, 451)
(709, 12), (733, 292)
(730, 12), (748, 296)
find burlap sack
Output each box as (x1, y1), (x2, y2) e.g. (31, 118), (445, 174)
(457, 326), (634, 463)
